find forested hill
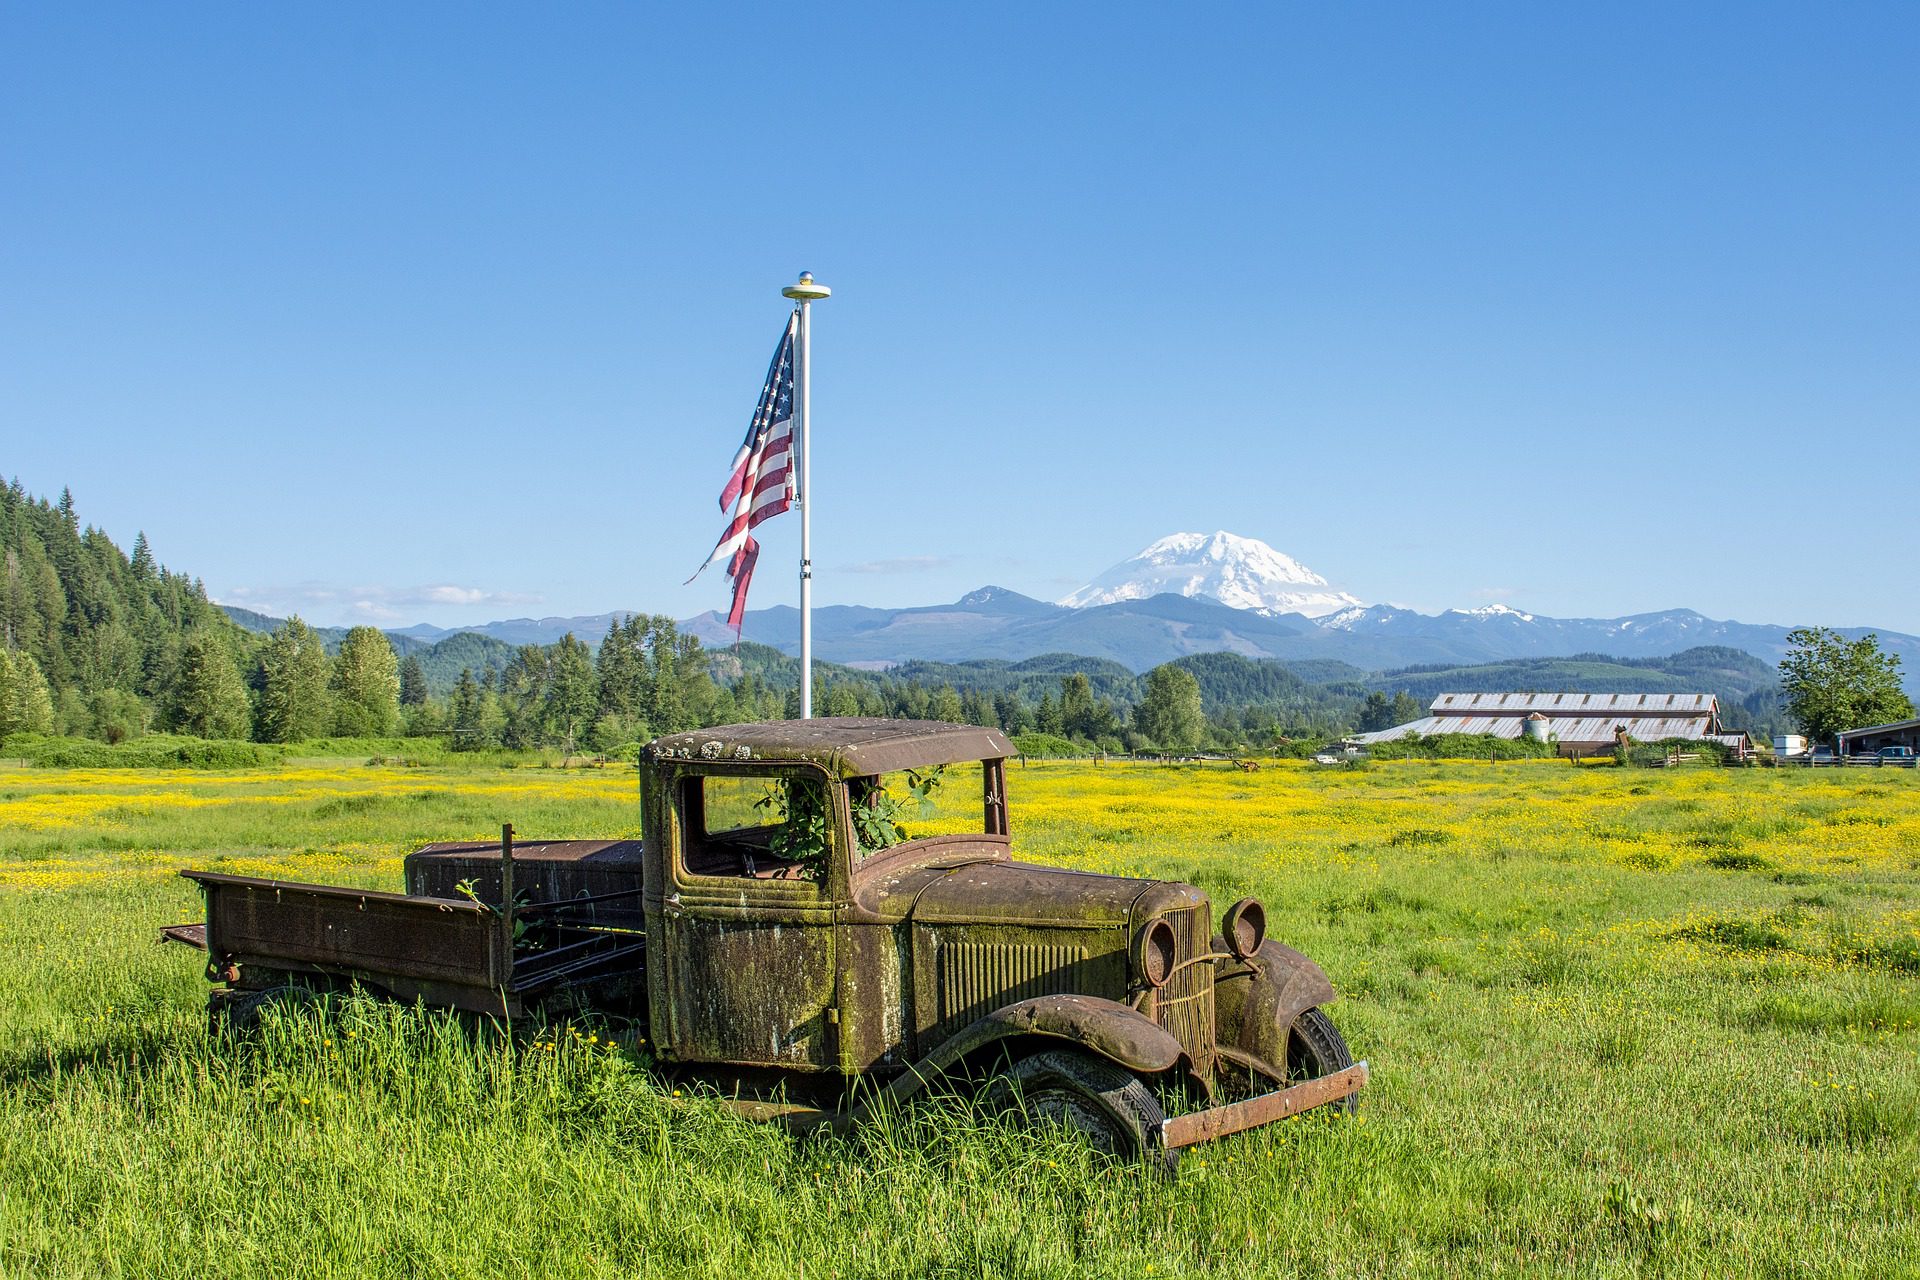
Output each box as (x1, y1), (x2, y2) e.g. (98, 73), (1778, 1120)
(0, 482), (1791, 751)
(220, 606), (517, 692)
(1, 481), (243, 738)
(723, 643), (1789, 742)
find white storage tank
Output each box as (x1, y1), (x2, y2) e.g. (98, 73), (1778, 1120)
(1523, 712), (1551, 743)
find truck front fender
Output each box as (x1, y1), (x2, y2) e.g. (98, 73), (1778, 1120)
(1212, 939), (1337, 1079)
(855, 994), (1185, 1117)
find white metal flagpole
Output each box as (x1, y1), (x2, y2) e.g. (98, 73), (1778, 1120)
(781, 271), (830, 718)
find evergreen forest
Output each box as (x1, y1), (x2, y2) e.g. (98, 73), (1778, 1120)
(0, 483), (1791, 758)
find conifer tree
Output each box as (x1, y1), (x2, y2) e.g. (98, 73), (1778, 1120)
(449, 668), (488, 750)
(398, 653), (429, 707)
(498, 645), (552, 748)
(129, 532), (155, 579)
(258, 617), (333, 742)
(168, 632), (251, 739)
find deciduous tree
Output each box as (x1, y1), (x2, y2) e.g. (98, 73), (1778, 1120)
(1779, 627), (1913, 746)
(0, 648), (55, 737)
(545, 634), (599, 749)
(331, 626), (400, 736)
(1135, 664), (1205, 748)
(1356, 690), (1424, 733)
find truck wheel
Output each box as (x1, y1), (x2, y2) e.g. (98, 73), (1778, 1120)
(1287, 1006), (1357, 1114)
(213, 984), (321, 1037)
(988, 1048), (1176, 1174)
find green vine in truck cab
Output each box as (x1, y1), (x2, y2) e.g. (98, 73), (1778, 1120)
(850, 766), (945, 856)
(756, 777), (832, 881)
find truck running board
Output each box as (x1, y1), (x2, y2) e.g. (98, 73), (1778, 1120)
(1159, 1061), (1369, 1150)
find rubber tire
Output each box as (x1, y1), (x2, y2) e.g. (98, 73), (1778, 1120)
(1286, 1006), (1357, 1114)
(988, 1048), (1176, 1174)
(213, 984), (321, 1037)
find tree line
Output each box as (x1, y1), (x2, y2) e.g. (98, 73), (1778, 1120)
(6, 481), (1867, 755)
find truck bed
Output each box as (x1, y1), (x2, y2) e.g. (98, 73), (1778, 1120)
(179, 870), (644, 1018)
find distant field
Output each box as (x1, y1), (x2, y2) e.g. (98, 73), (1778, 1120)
(1, 758), (1916, 1278)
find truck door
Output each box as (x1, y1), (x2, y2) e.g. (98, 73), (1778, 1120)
(655, 766), (840, 1069)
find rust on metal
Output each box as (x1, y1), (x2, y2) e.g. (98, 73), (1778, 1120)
(500, 822), (515, 960)
(169, 716), (1363, 1164)
(407, 838), (647, 928)
(645, 716), (1015, 778)
(1159, 1061), (1370, 1149)
(159, 923), (207, 949)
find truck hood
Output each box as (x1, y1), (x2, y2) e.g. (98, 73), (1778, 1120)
(912, 859), (1158, 927)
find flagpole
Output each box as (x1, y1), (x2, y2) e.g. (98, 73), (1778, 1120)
(781, 271), (830, 718)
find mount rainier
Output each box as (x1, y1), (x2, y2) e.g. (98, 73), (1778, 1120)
(1059, 531), (1363, 617)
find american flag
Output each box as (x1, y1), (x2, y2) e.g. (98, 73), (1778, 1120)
(689, 313), (797, 629)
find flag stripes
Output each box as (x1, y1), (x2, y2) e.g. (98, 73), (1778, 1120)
(691, 312), (799, 632)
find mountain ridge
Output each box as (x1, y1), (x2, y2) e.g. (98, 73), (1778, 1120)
(680, 587), (1920, 682)
(224, 589), (1920, 687)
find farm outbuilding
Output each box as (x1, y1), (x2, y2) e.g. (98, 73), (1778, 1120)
(1836, 716), (1920, 756)
(1351, 692), (1749, 759)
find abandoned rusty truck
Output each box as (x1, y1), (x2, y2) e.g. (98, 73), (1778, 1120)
(166, 718), (1366, 1167)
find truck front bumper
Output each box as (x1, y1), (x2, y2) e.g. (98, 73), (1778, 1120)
(1158, 1061), (1370, 1150)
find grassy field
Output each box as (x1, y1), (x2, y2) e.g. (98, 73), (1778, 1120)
(1, 756), (1916, 1278)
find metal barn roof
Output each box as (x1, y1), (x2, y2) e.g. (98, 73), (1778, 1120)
(1352, 691), (1723, 746)
(1427, 692), (1716, 715)
(1836, 716), (1920, 745)
(1353, 714), (1718, 745)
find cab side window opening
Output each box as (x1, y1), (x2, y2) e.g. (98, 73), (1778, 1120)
(682, 774), (831, 882)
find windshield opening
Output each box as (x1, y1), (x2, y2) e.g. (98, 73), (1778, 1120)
(849, 761), (989, 859)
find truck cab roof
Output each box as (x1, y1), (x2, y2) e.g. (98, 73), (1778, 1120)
(644, 717), (1016, 778)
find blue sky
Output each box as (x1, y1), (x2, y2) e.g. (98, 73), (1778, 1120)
(4, 4), (1916, 632)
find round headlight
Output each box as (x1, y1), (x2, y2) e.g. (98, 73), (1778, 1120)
(1222, 897), (1266, 961)
(1138, 918), (1177, 988)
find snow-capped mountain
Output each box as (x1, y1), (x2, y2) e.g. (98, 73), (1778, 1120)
(1061, 531), (1363, 617)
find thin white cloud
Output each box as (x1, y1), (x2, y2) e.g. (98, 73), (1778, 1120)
(841, 556), (956, 575)
(217, 582), (542, 620)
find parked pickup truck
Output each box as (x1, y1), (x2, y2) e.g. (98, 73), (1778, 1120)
(165, 718), (1365, 1167)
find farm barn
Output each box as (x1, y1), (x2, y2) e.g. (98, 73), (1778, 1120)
(1836, 716), (1920, 756)
(1350, 692), (1752, 759)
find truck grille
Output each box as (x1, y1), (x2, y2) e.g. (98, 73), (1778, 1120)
(937, 941), (1092, 1030)
(1147, 904), (1214, 1072)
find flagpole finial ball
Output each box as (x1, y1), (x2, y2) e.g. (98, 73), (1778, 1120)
(782, 272), (832, 302)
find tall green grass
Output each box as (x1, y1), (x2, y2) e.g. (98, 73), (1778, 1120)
(1, 762), (1916, 1277)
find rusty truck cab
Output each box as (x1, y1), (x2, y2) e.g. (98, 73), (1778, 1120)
(640, 719), (1015, 1077)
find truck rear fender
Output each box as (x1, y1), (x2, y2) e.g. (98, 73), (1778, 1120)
(856, 994), (1185, 1115)
(1212, 939), (1337, 1078)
